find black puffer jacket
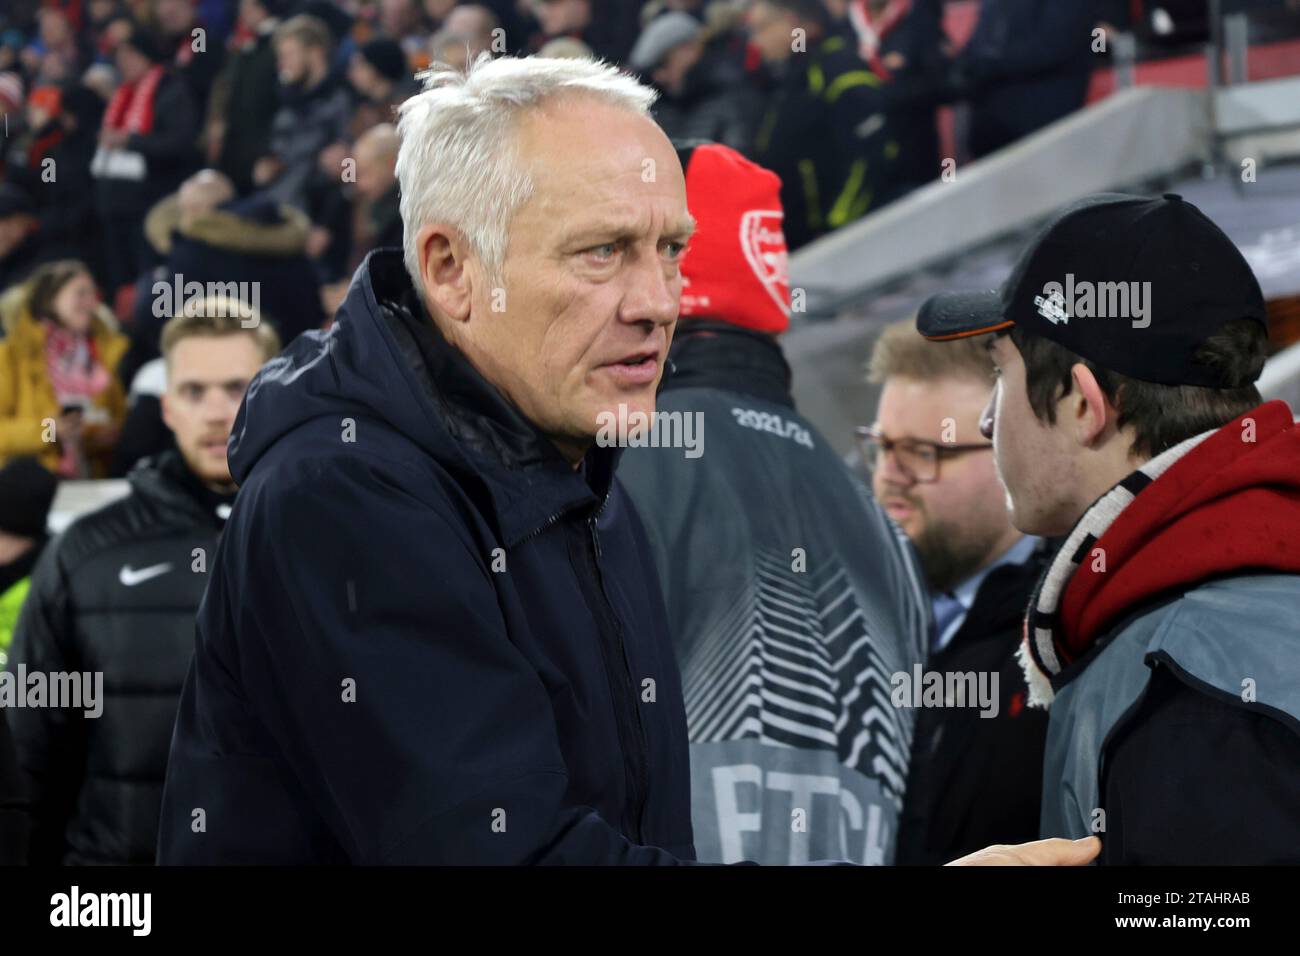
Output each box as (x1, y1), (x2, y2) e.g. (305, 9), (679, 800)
(7, 450), (232, 864)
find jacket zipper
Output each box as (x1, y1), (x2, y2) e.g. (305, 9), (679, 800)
(585, 494), (652, 843)
(514, 508), (566, 547)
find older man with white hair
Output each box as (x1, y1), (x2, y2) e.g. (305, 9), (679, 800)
(157, 54), (699, 865)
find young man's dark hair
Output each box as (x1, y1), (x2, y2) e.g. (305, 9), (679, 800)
(1006, 315), (1268, 459)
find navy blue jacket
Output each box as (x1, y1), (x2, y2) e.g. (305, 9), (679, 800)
(157, 251), (695, 864)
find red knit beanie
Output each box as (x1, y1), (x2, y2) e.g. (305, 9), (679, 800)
(678, 143), (791, 334)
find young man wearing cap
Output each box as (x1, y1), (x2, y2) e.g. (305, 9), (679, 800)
(917, 192), (1300, 864)
(617, 143), (931, 865)
(8, 302), (279, 864)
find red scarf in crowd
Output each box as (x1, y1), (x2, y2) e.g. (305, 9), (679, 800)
(102, 64), (165, 135)
(1021, 400), (1300, 703)
(849, 0), (913, 82)
(44, 320), (110, 405)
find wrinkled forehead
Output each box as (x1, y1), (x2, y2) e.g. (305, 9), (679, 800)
(514, 96), (689, 224)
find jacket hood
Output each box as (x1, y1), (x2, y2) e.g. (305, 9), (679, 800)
(228, 250), (611, 546)
(145, 192), (310, 257)
(1026, 400), (1300, 694)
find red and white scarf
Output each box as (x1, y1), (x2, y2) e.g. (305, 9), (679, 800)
(44, 321), (111, 405)
(102, 64), (165, 135)
(1018, 401), (1300, 708)
(849, 0), (913, 82)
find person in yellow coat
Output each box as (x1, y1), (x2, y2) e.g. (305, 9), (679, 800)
(0, 260), (129, 478)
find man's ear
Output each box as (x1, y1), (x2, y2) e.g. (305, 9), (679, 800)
(416, 223), (474, 324)
(1069, 362), (1112, 447)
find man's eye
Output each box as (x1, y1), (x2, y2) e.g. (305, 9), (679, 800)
(662, 241), (686, 260)
(587, 243), (620, 261)
(182, 385), (203, 401)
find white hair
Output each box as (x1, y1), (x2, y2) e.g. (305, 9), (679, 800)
(396, 54), (659, 287)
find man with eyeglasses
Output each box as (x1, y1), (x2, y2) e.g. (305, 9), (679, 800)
(862, 318), (1051, 865)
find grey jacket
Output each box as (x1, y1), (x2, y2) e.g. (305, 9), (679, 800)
(1041, 573), (1300, 841)
(619, 326), (929, 865)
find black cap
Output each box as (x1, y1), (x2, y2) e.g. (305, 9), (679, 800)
(916, 193), (1268, 388)
(0, 457), (57, 538)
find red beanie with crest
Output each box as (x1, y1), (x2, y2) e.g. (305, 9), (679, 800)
(677, 143), (791, 334)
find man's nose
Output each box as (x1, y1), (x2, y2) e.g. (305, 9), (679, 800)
(979, 389), (996, 440)
(621, 252), (680, 327)
(202, 391), (237, 421)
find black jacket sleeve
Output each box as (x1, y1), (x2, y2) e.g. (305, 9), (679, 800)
(6, 538), (89, 864)
(1100, 662), (1300, 865)
(0, 707), (29, 865)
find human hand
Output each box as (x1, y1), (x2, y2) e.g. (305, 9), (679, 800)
(946, 836), (1101, 866)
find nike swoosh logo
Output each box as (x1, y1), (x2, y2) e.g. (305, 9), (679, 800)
(119, 563), (173, 587)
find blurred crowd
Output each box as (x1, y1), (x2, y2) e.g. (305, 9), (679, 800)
(0, 0), (1115, 482)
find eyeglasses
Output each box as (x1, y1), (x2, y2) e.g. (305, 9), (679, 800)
(854, 424), (992, 484)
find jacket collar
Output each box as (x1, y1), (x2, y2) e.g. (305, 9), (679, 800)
(664, 321), (794, 408)
(367, 253), (615, 546)
(128, 448), (233, 530)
